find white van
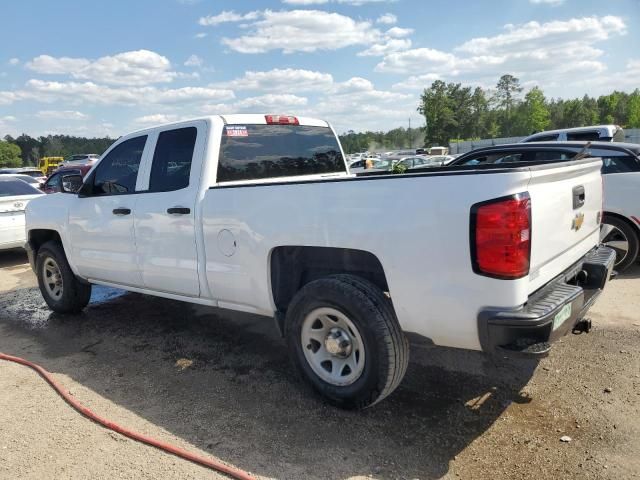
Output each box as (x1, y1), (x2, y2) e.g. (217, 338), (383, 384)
(522, 125), (624, 143)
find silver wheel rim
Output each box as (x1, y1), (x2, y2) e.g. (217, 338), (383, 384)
(600, 223), (629, 267)
(42, 257), (63, 300)
(301, 307), (365, 386)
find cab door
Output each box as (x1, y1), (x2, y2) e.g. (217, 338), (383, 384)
(68, 135), (149, 286)
(133, 122), (206, 297)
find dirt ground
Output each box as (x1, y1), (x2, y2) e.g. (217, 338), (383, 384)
(0, 248), (638, 480)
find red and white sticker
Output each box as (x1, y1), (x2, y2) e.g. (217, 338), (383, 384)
(225, 126), (248, 137)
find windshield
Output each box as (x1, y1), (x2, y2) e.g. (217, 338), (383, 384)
(218, 125), (345, 182)
(0, 179), (43, 196)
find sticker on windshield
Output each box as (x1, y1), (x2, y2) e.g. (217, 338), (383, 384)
(225, 126), (248, 137)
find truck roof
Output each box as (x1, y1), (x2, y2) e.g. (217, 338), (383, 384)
(127, 114), (330, 136)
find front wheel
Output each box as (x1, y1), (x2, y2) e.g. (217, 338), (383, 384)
(285, 274), (409, 409)
(36, 241), (92, 314)
(600, 216), (639, 272)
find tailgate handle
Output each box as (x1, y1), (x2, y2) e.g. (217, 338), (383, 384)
(112, 208), (131, 216)
(572, 185), (585, 209)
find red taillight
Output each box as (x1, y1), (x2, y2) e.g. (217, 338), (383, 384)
(265, 114), (299, 125)
(471, 193), (531, 279)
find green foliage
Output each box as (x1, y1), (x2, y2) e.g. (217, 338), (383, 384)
(2, 134), (114, 167)
(390, 162), (408, 174)
(628, 90), (640, 128)
(413, 75), (640, 146)
(521, 87), (550, 134)
(0, 141), (22, 168)
(339, 127), (423, 154)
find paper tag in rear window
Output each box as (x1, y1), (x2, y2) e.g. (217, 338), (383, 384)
(225, 126), (248, 137)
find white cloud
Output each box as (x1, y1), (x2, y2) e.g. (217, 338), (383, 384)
(376, 15), (627, 86)
(194, 32), (208, 39)
(358, 38), (411, 57)
(26, 50), (177, 86)
(376, 13), (397, 25)
(199, 10), (260, 26)
(310, 77), (419, 132)
(21, 79), (235, 106)
(456, 16), (626, 55)
(376, 47), (456, 73)
(36, 110), (89, 120)
(222, 10), (381, 53)
(134, 114), (181, 125)
(386, 26), (413, 38)
(391, 73), (441, 91)
(184, 54), (203, 67)
(282, 0), (328, 4)
(530, 0), (565, 5)
(282, 0), (389, 3)
(225, 68), (334, 92)
(235, 93), (308, 109)
(8, 58), (20, 66)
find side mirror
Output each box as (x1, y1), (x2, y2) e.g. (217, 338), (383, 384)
(61, 174), (83, 194)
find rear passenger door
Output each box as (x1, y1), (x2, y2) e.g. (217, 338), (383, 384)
(134, 122), (207, 297)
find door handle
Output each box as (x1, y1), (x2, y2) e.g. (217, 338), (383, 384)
(167, 207), (191, 215)
(112, 208), (131, 215)
(572, 185), (585, 209)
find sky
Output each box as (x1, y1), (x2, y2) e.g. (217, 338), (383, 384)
(0, 0), (638, 138)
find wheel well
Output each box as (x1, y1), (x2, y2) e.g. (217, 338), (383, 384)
(270, 246), (389, 313)
(603, 211), (640, 236)
(28, 229), (62, 254)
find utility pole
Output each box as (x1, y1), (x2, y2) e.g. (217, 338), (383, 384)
(408, 117), (411, 148)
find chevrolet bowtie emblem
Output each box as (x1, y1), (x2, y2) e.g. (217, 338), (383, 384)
(572, 212), (585, 231)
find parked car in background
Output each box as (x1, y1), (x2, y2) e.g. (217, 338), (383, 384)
(395, 156), (442, 170)
(37, 157), (64, 176)
(42, 164), (94, 194)
(25, 114), (614, 408)
(521, 125), (624, 143)
(449, 141), (640, 270)
(60, 154), (100, 168)
(4, 174), (43, 187)
(0, 167), (47, 185)
(348, 157), (392, 173)
(0, 177), (44, 250)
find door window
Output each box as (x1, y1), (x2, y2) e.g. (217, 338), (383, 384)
(149, 127), (197, 192)
(567, 131), (601, 141)
(85, 136), (147, 195)
(531, 151), (575, 161)
(44, 173), (63, 192)
(591, 149), (640, 174)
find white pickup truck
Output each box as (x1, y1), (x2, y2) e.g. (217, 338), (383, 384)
(25, 114), (615, 408)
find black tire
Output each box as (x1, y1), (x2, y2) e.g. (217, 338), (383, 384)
(36, 240), (91, 314)
(285, 274), (409, 409)
(601, 215), (639, 272)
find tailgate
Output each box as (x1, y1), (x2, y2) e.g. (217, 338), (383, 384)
(527, 159), (603, 293)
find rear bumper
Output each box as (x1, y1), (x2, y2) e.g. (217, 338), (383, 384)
(478, 246), (615, 358)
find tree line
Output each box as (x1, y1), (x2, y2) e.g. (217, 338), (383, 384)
(1, 74), (639, 165)
(0, 134), (114, 168)
(340, 75), (640, 153)
(419, 74), (640, 147)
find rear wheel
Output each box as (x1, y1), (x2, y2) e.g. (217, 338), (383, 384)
(36, 241), (91, 314)
(285, 274), (409, 409)
(600, 216), (639, 272)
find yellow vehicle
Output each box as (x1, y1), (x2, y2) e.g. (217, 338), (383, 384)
(38, 157), (64, 175)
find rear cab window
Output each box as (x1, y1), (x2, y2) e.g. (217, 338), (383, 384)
(217, 124), (345, 183)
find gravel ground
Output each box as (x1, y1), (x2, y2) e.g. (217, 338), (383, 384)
(0, 248), (638, 480)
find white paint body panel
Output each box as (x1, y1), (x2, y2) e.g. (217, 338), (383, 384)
(25, 115), (604, 351)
